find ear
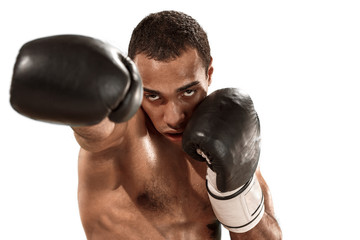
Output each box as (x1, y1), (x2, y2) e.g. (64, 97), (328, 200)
(207, 57), (214, 86)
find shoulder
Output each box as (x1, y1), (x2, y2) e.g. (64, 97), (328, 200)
(126, 107), (148, 138)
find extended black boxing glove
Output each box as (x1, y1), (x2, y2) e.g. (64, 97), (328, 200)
(10, 35), (142, 126)
(182, 88), (264, 233)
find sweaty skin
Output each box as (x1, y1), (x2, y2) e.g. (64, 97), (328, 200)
(74, 49), (278, 239)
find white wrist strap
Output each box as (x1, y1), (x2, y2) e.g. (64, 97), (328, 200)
(206, 170), (265, 233)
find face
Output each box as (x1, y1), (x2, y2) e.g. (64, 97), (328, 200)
(134, 48), (213, 145)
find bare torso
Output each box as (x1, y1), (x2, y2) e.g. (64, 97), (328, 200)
(77, 110), (220, 239)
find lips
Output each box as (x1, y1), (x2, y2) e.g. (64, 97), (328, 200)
(164, 132), (183, 142)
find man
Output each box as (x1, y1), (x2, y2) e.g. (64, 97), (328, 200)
(10, 11), (281, 239)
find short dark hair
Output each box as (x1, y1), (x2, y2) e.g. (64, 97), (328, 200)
(128, 11), (211, 71)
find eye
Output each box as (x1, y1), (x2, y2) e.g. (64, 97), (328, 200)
(145, 94), (160, 101)
(183, 89), (196, 97)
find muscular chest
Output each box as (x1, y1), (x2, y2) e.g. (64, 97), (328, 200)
(126, 136), (210, 215)
(78, 134), (214, 224)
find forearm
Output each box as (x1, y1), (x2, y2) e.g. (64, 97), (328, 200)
(229, 212), (282, 240)
(72, 118), (115, 140)
(72, 118), (127, 152)
(230, 169), (282, 239)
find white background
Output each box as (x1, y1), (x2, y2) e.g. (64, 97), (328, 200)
(1, 0), (359, 239)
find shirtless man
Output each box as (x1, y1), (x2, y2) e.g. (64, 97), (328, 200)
(10, 11), (282, 240)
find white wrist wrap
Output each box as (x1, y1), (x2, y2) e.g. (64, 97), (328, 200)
(206, 170), (265, 233)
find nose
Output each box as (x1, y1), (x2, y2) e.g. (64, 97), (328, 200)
(163, 101), (186, 130)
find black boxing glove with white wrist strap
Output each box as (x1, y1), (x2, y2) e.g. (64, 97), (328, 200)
(182, 88), (264, 233)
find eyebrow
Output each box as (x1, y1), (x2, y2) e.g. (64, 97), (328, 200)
(143, 81), (200, 95)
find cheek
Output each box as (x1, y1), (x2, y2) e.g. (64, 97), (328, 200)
(193, 88), (208, 105)
(141, 102), (162, 125)
(182, 92), (207, 118)
(192, 89), (208, 110)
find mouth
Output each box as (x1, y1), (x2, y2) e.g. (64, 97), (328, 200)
(164, 132), (183, 142)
